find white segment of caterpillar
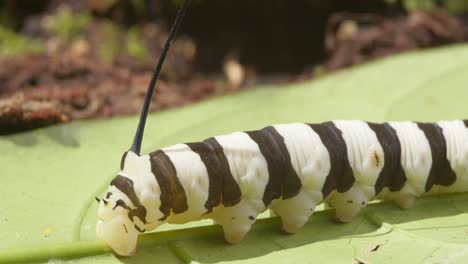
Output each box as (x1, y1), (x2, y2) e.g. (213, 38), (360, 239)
(96, 120), (468, 256)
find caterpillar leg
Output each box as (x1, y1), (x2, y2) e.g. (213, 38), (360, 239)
(271, 191), (318, 234)
(393, 193), (416, 209)
(376, 188), (416, 209)
(378, 186), (417, 209)
(327, 186), (370, 223)
(211, 201), (259, 244)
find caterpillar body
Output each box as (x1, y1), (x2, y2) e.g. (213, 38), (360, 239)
(95, 0), (465, 256)
(96, 120), (468, 256)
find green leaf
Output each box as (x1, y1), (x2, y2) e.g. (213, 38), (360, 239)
(2, 44), (468, 263)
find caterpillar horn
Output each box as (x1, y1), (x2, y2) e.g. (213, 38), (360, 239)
(96, 0), (191, 256)
(129, 0), (191, 156)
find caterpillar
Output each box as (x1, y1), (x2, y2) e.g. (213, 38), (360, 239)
(97, 119), (468, 255)
(95, 0), (468, 256)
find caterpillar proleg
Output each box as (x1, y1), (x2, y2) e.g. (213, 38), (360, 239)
(95, 0), (468, 257)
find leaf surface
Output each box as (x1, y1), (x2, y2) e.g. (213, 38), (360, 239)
(2, 44), (468, 263)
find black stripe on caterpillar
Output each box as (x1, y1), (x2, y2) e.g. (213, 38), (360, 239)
(96, 120), (468, 256)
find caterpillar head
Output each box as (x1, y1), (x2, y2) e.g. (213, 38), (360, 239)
(96, 194), (141, 256)
(96, 151), (164, 256)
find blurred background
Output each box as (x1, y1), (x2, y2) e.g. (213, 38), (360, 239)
(1, 0), (468, 135)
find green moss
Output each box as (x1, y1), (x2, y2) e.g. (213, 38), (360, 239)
(126, 26), (147, 60)
(402, 0), (436, 12)
(387, 0), (468, 14)
(94, 22), (148, 63)
(94, 21), (121, 63)
(43, 5), (91, 42)
(445, 0), (468, 14)
(130, 0), (146, 17)
(0, 7), (15, 29)
(0, 26), (42, 57)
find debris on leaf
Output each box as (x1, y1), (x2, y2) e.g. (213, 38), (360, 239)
(353, 257), (369, 264)
(42, 226), (53, 238)
(368, 242), (384, 252)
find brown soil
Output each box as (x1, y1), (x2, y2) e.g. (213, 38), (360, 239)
(0, 51), (220, 134)
(1, 9), (468, 135)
